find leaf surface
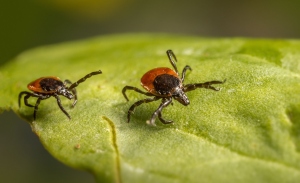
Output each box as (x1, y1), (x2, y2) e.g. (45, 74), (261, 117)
(1, 34), (300, 183)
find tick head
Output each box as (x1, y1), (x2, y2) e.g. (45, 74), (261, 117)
(173, 87), (190, 106)
(58, 87), (74, 99)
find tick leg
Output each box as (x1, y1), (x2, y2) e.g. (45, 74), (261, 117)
(19, 91), (51, 120)
(184, 79), (226, 92)
(71, 88), (77, 107)
(157, 98), (173, 124)
(68, 70), (102, 90)
(24, 94), (34, 107)
(166, 50), (179, 75)
(18, 91), (33, 107)
(19, 91), (42, 108)
(64, 79), (77, 107)
(181, 65), (192, 83)
(64, 79), (72, 86)
(33, 98), (42, 120)
(148, 98), (172, 126)
(122, 86), (153, 101)
(33, 95), (50, 120)
(127, 96), (160, 123)
(54, 95), (71, 119)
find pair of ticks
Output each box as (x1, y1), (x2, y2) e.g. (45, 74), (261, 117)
(19, 50), (225, 125)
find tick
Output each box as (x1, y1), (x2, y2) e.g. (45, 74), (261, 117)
(18, 70), (102, 120)
(122, 50), (225, 126)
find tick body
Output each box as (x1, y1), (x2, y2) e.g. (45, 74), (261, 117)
(122, 50), (225, 126)
(19, 70), (102, 120)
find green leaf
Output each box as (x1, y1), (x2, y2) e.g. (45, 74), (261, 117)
(1, 34), (300, 183)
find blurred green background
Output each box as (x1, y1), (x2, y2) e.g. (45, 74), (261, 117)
(1, 0), (300, 182)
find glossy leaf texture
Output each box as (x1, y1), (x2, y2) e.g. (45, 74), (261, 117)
(1, 34), (300, 183)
